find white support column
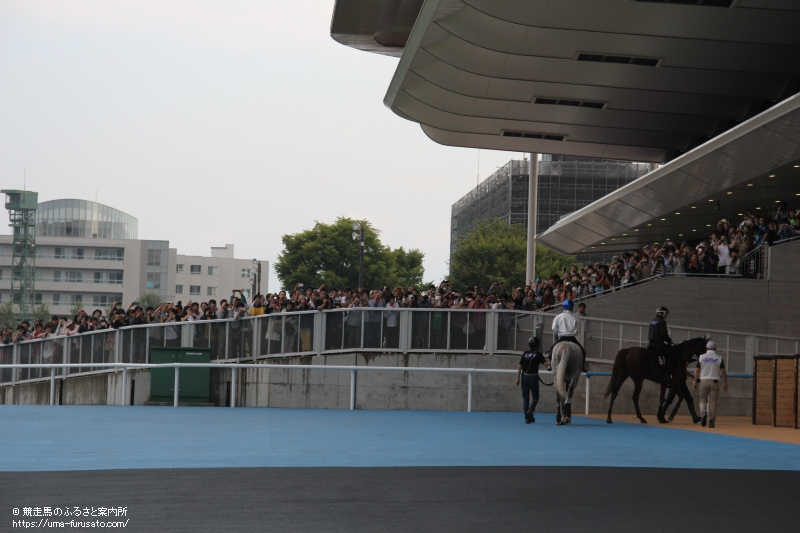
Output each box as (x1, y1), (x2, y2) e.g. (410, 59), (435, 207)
(173, 366), (180, 407)
(50, 370), (56, 406)
(526, 153), (539, 285)
(350, 369), (356, 410)
(230, 367), (237, 408)
(121, 367), (128, 406)
(314, 313), (324, 355)
(467, 372), (473, 412)
(485, 311), (495, 354)
(585, 375), (590, 415)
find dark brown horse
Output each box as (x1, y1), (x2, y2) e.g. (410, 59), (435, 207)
(603, 337), (708, 424)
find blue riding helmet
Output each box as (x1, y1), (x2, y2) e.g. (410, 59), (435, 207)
(563, 300), (574, 311)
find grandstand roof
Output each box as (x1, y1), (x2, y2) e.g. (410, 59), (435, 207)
(537, 92), (800, 256)
(332, 0), (800, 163)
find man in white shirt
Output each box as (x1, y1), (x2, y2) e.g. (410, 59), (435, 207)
(693, 340), (728, 428)
(550, 300), (586, 371)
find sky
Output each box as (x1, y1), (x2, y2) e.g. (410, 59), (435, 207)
(0, 0), (519, 291)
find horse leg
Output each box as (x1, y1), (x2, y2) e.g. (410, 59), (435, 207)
(632, 379), (647, 424)
(605, 372), (629, 424)
(555, 392), (563, 425)
(606, 391), (618, 424)
(563, 373), (579, 426)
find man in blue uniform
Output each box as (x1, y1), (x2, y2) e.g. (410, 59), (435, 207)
(516, 337), (550, 423)
(648, 307), (676, 386)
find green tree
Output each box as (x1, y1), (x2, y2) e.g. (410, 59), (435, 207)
(69, 300), (84, 319)
(138, 291), (163, 310)
(449, 219), (575, 290)
(275, 217), (424, 290)
(535, 244), (577, 281)
(0, 301), (17, 329)
(31, 303), (52, 324)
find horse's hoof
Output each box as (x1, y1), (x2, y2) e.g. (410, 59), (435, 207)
(606, 419), (612, 424)
(640, 419), (647, 424)
(657, 418), (668, 424)
(564, 417), (571, 426)
(692, 416), (701, 424)
(668, 416), (674, 422)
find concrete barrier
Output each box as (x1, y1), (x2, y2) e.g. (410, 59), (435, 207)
(0, 353), (754, 418)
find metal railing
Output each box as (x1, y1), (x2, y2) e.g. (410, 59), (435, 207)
(0, 308), (795, 387)
(0, 361), (542, 412)
(2, 361), (755, 416)
(740, 241), (775, 279)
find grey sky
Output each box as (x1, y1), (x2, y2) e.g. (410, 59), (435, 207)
(0, 1), (517, 291)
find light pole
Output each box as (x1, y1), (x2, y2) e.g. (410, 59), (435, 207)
(252, 259), (261, 295)
(352, 221), (365, 290)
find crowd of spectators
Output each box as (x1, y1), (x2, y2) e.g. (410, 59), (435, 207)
(4, 205), (798, 349)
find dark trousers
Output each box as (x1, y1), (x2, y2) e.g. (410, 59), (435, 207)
(521, 374), (540, 414)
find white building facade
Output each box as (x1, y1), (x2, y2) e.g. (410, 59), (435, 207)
(0, 199), (268, 315)
(173, 244), (267, 304)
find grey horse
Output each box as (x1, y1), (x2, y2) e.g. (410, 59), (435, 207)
(551, 341), (583, 425)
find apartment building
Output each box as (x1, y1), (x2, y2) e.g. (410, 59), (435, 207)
(0, 199), (268, 315)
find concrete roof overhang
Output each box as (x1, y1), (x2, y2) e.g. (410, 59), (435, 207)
(332, 0), (800, 163)
(536, 91), (800, 256)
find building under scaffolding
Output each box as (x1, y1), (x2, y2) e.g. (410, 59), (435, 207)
(450, 156), (651, 262)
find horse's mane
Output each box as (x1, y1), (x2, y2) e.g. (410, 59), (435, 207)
(676, 336), (707, 348)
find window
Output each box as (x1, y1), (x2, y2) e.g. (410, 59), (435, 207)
(147, 273), (162, 289)
(94, 271), (123, 284)
(241, 268), (251, 278)
(176, 285), (183, 295)
(70, 294), (82, 305)
(95, 248), (124, 261)
(190, 265), (201, 275)
(54, 247), (85, 260)
(207, 287), (217, 296)
(54, 271), (82, 283)
(190, 285), (201, 296)
(53, 294), (61, 306)
(147, 249), (161, 266)
(207, 266), (219, 276)
(93, 295), (123, 307)
(176, 264), (184, 274)
(35, 293), (42, 305)
(0, 268), (3, 280)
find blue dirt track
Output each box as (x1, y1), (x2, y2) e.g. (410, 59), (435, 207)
(2, 406), (799, 472)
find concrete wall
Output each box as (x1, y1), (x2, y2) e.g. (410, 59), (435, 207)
(578, 239), (800, 338)
(0, 356), (752, 418)
(0, 369), (150, 406)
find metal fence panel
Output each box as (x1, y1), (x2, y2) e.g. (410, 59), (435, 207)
(4, 309), (798, 388)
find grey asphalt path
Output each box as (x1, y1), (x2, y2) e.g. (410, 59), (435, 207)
(1, 467), (797, 533)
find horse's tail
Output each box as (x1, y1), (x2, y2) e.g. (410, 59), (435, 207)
(602, 349), (627, 398)
(555, 345), (568, 400)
